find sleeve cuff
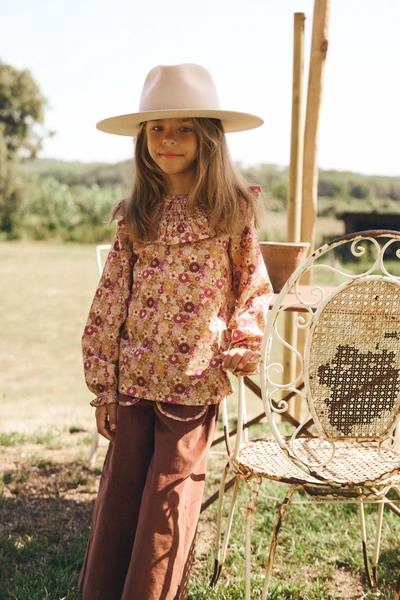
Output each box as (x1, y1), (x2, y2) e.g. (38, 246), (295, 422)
(90, 391), (118, 407)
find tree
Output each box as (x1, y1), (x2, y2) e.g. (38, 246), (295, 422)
(0, 60), (47, 234)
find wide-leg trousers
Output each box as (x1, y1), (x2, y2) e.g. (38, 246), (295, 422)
(79, 398), (218, 600)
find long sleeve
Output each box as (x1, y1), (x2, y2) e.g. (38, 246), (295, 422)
(227, 221), (273, 355)
(82, 218), (137, 406)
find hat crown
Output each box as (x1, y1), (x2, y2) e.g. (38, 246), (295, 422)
(139, 63), (221, 113)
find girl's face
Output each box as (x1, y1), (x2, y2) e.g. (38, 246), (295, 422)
(146, 118), (198, 194)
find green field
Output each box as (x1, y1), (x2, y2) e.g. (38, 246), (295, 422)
(1, 240), (399, 600)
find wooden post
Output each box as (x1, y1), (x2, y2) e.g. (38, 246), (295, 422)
(301, 0), (332, 262)
(287, 12), (306, 244)
(283, 14), (306, 422)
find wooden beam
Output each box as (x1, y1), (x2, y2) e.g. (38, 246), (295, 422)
(287, 12), (306, 244)
(301, 0), (332, 261)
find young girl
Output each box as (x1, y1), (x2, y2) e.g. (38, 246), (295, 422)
(79, 63), (272, 600)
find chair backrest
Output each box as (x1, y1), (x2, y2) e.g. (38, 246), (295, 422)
(96, 244), (112, 276)
(261, 231), (400, 461)
(307, 276), (400, 441)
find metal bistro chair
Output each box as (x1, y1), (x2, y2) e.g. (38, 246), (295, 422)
(212, 230), (400, 600)
(87, 244), (112, 466)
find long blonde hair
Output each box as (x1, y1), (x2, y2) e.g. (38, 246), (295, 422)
(112, 118), (266, 240)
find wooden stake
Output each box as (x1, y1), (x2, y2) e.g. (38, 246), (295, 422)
(284, 13), (306, 421)
(301, 0), (332, 260)
(287, 12), (306, 244)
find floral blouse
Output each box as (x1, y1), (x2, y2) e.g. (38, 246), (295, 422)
(82, 193), (272, 407)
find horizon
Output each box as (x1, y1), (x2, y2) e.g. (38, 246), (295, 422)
(21, 156), (400, 179)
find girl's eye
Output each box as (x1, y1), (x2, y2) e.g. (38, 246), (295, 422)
(180, 127), (192, 132)
(152, 126), (163, 132)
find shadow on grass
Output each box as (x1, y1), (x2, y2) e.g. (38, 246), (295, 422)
(0, 494), (92, 600)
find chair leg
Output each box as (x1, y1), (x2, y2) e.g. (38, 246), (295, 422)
(261, 484), (300, 600)
(358, 498), (374, 588)
(245, 478), (262, 600)
(87, 428), (99, 466)
(372, 502), (384, 585)
(210, 466), (241, 586)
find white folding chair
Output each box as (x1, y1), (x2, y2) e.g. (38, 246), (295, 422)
(87, 244), (112, 466)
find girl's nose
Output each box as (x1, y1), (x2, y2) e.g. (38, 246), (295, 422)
(162, 129), (177, 144)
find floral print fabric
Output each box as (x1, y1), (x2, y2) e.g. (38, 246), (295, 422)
(82, 194), (272, 407)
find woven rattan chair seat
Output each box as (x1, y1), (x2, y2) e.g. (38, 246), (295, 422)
(236, 437), (400, 487)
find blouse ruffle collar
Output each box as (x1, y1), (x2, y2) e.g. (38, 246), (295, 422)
(150, 194), (215, 245)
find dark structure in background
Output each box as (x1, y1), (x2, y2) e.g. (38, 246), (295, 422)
(339, 213), (400, 258)
(341, 213), (400, 235)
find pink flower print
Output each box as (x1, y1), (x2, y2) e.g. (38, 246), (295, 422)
(147, 298), (154, 308)
(232, 330), (244, 342)
(194, 368), (205, 378)
(84, 360), (91, 371)
(248, 264), (256, 274)
(189, 262), (200, 273)
(84, 325), (96, 336)
(179, 342), (190, 354)
(96, 288), (103, 298)
(94, 316), (102, 326)
(127, 386), (137, 396)
(137, 376), (146, 387)
(209, 357), (220, 368)
(175, 383), (186, 394)
(150, 258), (160, 268)
(173, 313), (184, 324)
(184, 301), (195, 313)
(122, 356), (130, 365)
(216, 278), (225, 289)
(169, 354), (180, 365)
(204, 288), (214, 298)
(104, 278), (111, 288)
(97, 384), (105, 392)
(179, 272), (190, 284)
(139, 309), (147, 319)
(177, 223), (186, 233)
(113, 240), (120, 251)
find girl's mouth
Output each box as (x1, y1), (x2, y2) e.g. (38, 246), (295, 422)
(159, 153), (182, 159)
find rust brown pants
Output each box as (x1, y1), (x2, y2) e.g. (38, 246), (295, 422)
(79, 399), (218, 600)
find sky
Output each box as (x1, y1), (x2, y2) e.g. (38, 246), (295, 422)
(1, 0), (399, 176)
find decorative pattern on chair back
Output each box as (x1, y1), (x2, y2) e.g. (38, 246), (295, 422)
(307, 278), (400, 441)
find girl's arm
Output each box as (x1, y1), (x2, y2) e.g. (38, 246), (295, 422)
(225, 220), (273, 375)
(82, 218), (137, 406)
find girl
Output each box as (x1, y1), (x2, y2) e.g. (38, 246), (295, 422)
(79, 63), (272, 600)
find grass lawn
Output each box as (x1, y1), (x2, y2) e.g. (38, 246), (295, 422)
(0, 239), (399, 599)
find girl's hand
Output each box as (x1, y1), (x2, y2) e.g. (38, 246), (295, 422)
(221, 348), (261, 374)
(95, 404), (117, 442)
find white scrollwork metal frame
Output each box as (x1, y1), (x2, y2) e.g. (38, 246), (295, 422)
(260, 231), (400, 474)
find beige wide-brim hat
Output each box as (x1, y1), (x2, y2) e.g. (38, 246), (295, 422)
(96, 63), (264, 136)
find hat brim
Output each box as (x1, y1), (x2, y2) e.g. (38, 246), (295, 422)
(96, 109), (263, 136)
